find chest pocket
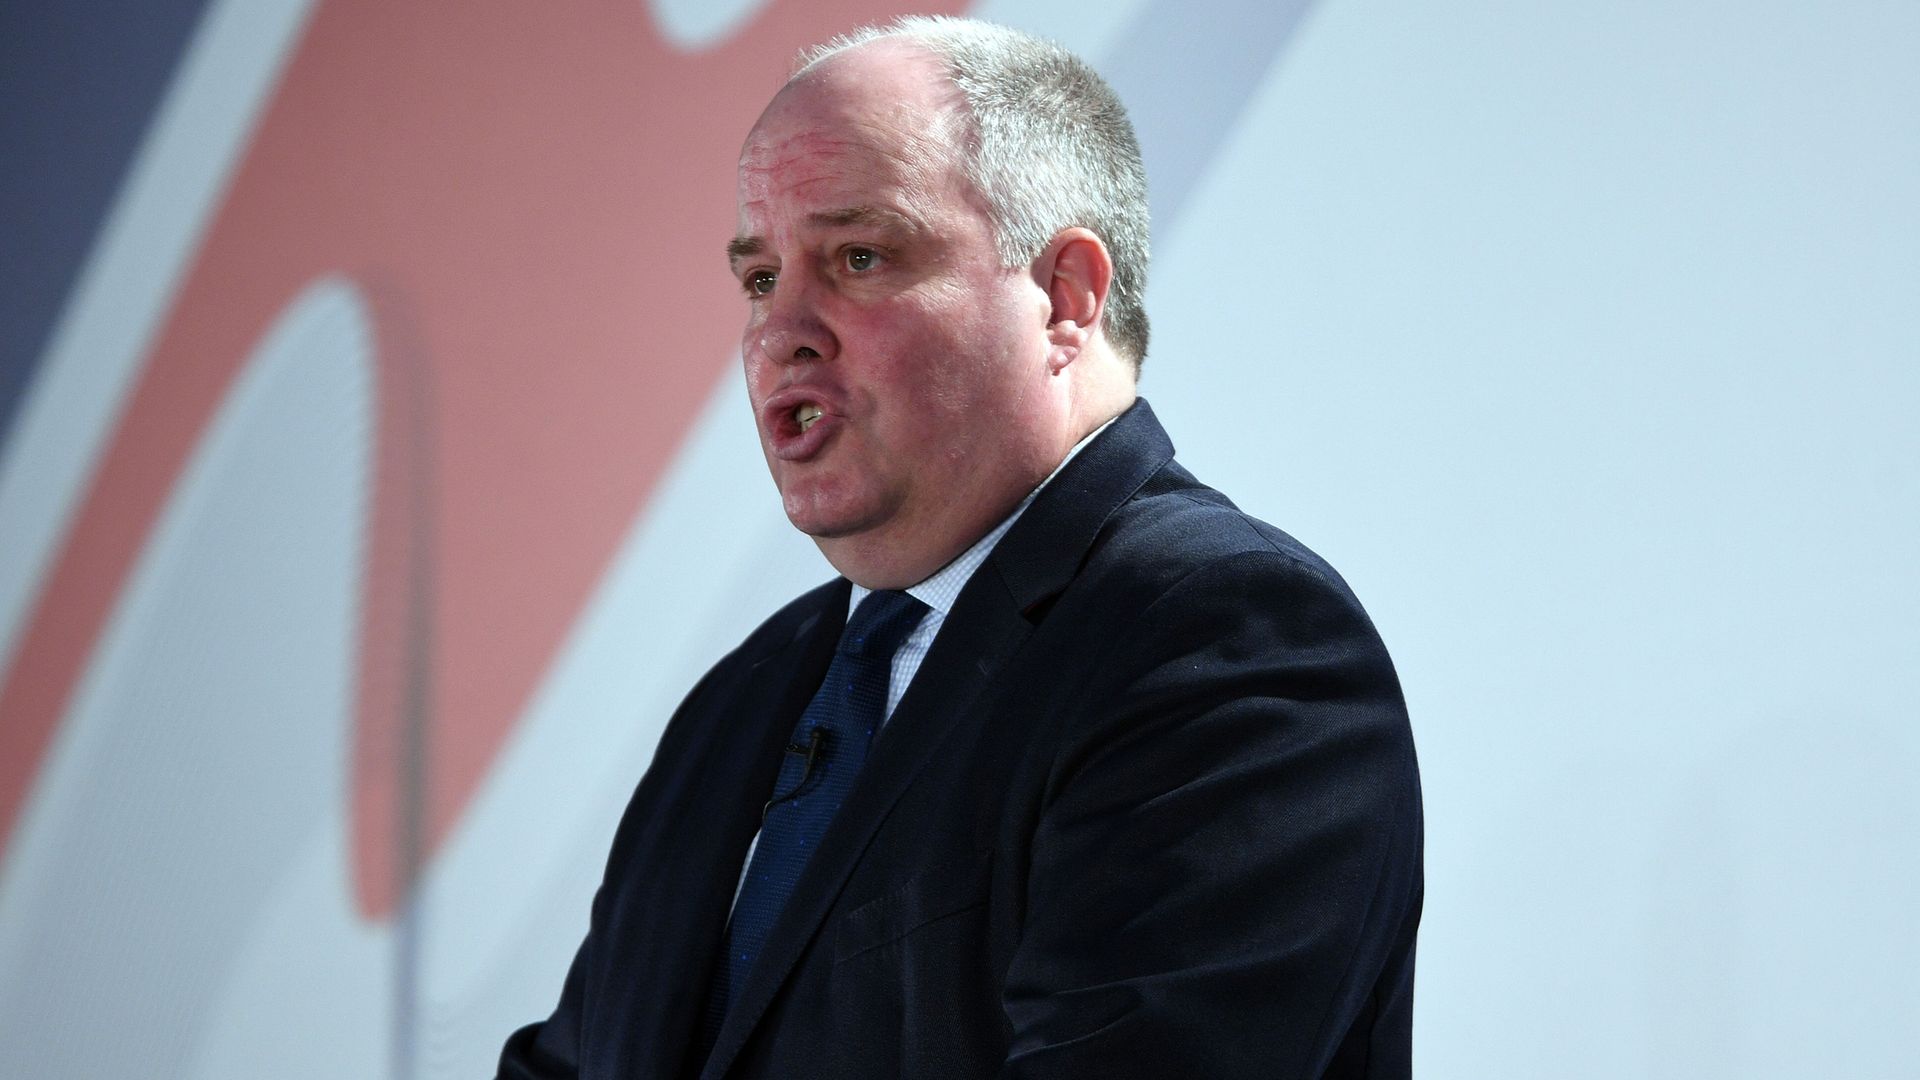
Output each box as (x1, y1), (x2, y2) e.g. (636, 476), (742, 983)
(833, 852), (993, 962)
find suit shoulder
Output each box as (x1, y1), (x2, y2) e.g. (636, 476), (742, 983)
(635, 577), (843, 793)
(1090, 460), (1363, 611)
(1057, 461), (1416, 791)
(655, 577), (844, 728)
(715, 576), (847, 671)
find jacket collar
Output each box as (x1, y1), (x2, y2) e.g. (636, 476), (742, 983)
(986, 397), (1175, 614)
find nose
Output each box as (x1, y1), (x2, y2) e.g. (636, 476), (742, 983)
(750, 278), (837, 366)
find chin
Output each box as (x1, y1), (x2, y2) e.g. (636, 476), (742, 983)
(781, 491), (882, 541)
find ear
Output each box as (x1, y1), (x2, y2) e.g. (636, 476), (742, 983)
(1036, 228), (1113, 375)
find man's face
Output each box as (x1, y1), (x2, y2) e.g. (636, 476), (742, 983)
(732, 43), (1062, 587)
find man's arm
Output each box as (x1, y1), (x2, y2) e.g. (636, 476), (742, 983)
(1001, 548), (1423, 1078)
(496, 904), (591, 1079)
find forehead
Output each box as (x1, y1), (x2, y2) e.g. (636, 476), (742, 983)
(736, 43), (966, 222)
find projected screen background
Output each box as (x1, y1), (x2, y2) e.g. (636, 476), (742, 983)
(2, 1), (1915, 1077)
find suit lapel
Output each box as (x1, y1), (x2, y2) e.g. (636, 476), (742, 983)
(615, 587), (846, 1080)
(698, 400), (1178, 1079)
(699, 568), (1034, 1078)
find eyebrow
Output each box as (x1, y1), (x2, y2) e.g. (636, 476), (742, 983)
(726, 206), (922, 272)
(809, 205), (917, 233)
(726, 236), (763, 270)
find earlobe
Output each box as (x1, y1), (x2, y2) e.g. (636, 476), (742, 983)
(1046, 321), (1083, 375)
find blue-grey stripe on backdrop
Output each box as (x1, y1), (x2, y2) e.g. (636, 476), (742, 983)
(0, 0), (214, 455)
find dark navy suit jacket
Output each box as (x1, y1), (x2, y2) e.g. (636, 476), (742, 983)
(498, 400), (1423, 1079)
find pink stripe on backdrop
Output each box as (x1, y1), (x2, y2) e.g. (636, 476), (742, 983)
(0, 0), (963, 919)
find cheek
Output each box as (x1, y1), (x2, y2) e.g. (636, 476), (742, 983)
(740, 328), (774, 393)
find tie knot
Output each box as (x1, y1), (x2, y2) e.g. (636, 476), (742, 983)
(840, 589), (928, 659)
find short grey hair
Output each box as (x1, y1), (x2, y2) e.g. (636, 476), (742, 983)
(798, 16), (1152, 370)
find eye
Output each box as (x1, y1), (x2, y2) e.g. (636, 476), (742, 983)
(743, 269), (776, 297)
(842, 246), (881, 273)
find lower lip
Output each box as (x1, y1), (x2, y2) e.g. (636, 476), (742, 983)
(771, 412), (838, 461)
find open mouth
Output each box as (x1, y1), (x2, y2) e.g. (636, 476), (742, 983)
(763, 391), (837, 458)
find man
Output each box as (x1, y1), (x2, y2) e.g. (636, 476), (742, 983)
(499, 16), (1420, 1080)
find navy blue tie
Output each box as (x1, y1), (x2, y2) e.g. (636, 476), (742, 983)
(698, 588), (929, 1051)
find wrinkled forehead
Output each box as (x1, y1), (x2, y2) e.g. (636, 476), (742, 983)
(737, 41), (969, 189)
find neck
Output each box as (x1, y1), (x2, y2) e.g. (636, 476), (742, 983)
(1063, 344), (1138, 447)
(820, 349), (1137, 590)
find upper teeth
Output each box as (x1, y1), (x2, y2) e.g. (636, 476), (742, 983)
(795, 403), (823, 432)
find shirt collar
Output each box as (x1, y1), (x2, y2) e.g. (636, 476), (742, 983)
(850, 417), (1116, 617)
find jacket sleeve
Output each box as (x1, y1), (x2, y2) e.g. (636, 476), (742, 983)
(999, 548), (1423, 1079)
(492, 638), (751, 1080)
(495, 898), (591, 1079)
